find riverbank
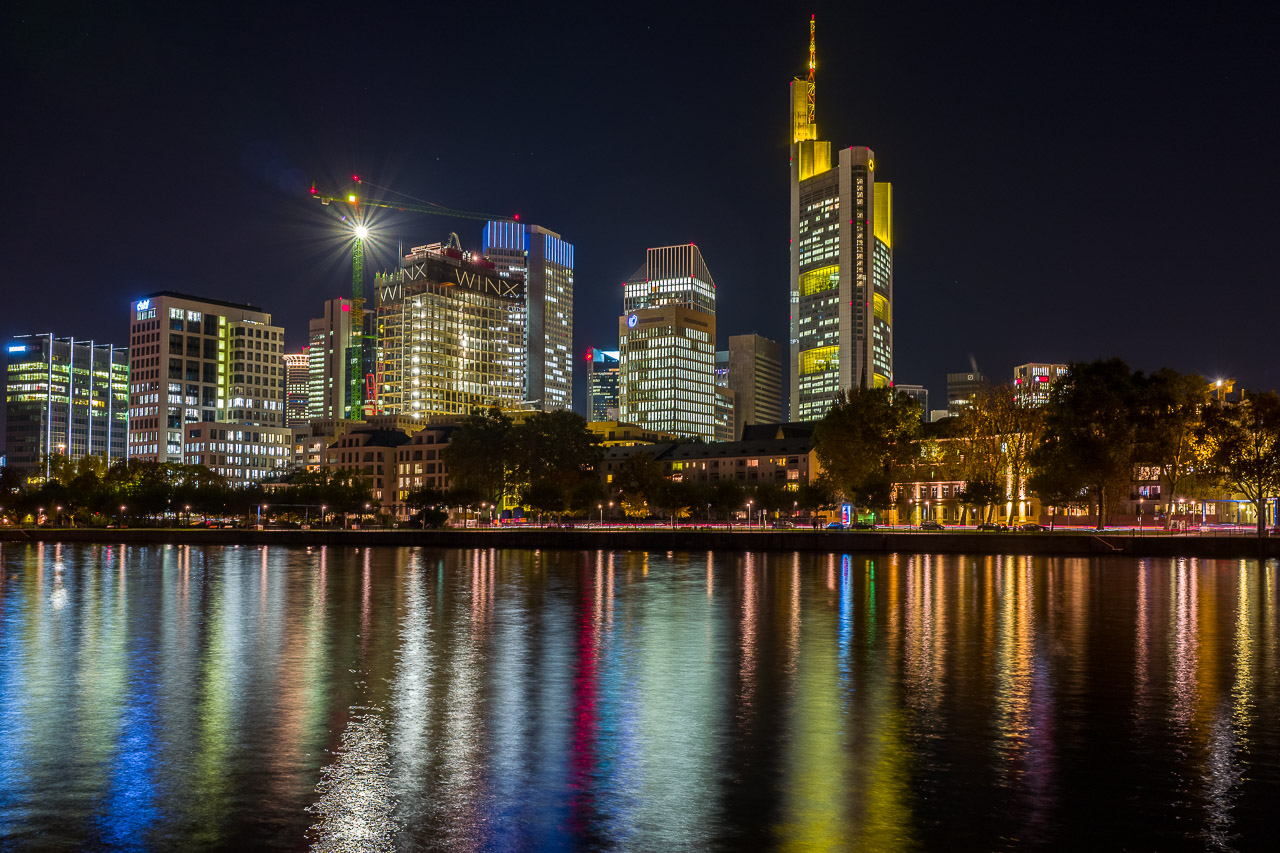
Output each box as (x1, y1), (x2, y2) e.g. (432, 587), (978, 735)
(3, 526), (1278, 559)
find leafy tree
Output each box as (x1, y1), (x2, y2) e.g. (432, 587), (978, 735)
(511, 410), (601, 488)
(812, 387), (921, 521)
(957, 477), (1004, 524)
(707, 478), (748, 520)
(404, 486), (449, 528)
(441, 407), (514, 506)
(1029, 359), (1139, 529)
(1201, 391), (1280, 537)
(609, 452), (665, 507)
(794, 476), (837, 517)
(1134, 368), (1210, 526)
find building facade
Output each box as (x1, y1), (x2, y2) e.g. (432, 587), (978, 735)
(127, 292), (283, 464)
(725, 333), (783, 438)
(894, 383), (930, 420)
(182, 422), (293, 485)
(1013, 362), (1070, 407)
(618, 244), (717, 441)
(308, 297), (356, 421)
(392, 424), (459, 518)
(323, 428), (411, 513)
(482, 220), (574, 410)
(284, 350), (310, 426)
(4, 334), (129, 480)
(946, 371), (988, 416)
(586, 348), (620, 420)
(376, 241), (525, 419)
(789, 18), (893, 422)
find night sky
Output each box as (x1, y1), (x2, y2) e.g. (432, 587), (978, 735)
(4, 0), (1277, 423)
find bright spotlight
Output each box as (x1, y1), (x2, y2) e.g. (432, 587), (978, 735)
(355, 225), (369, 240)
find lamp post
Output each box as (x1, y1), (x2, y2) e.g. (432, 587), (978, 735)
(321, 505), (327, 528)
(1138, 497), (1144, 531)
(185, 504), (191, 527)
(56, 506), (63, 528)
(119, 505), (126, 527)
(747, 500), (754, 530)
(364, 502), (371, 529)
(598, 503), (603, 526)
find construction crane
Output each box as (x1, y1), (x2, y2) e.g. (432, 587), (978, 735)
(309, 176), (518, 419)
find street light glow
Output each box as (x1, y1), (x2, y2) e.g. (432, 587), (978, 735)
(355, 225), (369, 239)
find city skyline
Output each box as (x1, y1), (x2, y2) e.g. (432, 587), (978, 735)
(3, 2), (1277, 418)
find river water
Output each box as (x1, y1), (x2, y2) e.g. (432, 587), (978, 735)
(0, 543), (1277, 851)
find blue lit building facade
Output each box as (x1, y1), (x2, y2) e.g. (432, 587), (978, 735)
(482, 220), (575, 411)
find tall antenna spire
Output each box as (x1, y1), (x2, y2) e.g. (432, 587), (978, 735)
(807, 15), (816, 126)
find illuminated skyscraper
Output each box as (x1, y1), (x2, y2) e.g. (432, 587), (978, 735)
(284, 350), (310, 426)
(1013, 362), (1069, 407)
(126, 292), (283, 464)
(618, 244), (717, 441)
(4, 334), (128, 480)
(308, 297), (356, 421)
(789, 15), (893, 421)
(482, 220), (574, 410)
(586, 347), (620, 420)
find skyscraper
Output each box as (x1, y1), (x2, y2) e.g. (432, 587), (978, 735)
(482, 220), (574, 410)
(947, 371), (988, 416)
(725, 334), (784, 438)
(376, 240), (525, 418)
(127, 292), (283, 464)
(618, 244), (717, 441)
(4, 334), (128, 480)
(284, 350), (310, 426)
(789, 16), (893, 422)
(586, 348), (620, 420)
(1013, 362), (1070, 407)
(308, 297), (356, 421)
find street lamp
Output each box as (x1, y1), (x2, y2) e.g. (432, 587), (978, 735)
(56, 506), (63, 527)
(321, 505), (327, 527)
(598, 503), (603, 526)
(747, 499), (754, 530)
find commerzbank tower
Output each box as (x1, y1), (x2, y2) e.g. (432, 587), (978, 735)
(789, 15), (894, 422)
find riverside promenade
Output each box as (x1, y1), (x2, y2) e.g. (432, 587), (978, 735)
(3, 526), (1279, 559)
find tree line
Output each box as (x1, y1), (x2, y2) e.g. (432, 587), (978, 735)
(810, 360), (1280, 535)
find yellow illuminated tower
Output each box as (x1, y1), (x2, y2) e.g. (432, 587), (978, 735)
(789, 16), (894, 421)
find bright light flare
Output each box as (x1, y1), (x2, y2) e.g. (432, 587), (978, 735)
(355, 225), (369, 240)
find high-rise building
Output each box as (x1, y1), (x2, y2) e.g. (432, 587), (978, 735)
(284, 350), (310, 426)
(725, 334), (783, 438)
(1013, 362), (1069, 407)
(482, 220), (574, 410)
(127, 292), (283, 464)
(376, 240), (525, 419)
(618, 244), (717, 441)
(947, 371), (988, 416)
(586, 348), (620, 420)
(789, 16), (893, 422)
(308, 297), (356, 421)
(894, 383), (930, 419)
(713, 351), (736, 442)
(4, 334), (128, 480)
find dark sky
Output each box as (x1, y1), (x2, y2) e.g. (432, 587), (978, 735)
(3, 0), (1277, 419)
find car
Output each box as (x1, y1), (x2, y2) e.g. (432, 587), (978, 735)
(1020, 523), (1048, 531)
(976, 522), (1007, 531)
(919, 520), (946, 531)
(851, 521), (876, 530)
(825, 521), (846, 530)
(771, 520), (795, 529)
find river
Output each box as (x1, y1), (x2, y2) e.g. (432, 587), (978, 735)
(0, 543), (1276, 851)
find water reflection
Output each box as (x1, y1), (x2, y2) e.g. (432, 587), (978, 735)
(0, 545), (1278, 850)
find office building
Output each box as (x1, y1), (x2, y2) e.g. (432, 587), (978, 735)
(127, 292), (283, 464)
(1013, 362), (1070, 407)
(376, 240), (525, 419)
(789, 16), (893, 421)
(725, 334), (783, 439)
(947, 371), (988, 416)
(618, 244), (717, 442)
(182, 422), (293, 485)
(483, 220), (574, 410)
(586, 348), (620, 420)
(4, 334), (128, 480)
(284, 350), (310, 426)
(308, 297), (357, 421)
(894, 384), (930, 419)
(324, 428), (411, 513)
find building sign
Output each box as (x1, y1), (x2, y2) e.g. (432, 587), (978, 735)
(626, 314), (638, 328)
(7, 344), (28, 353)
(136, 299), (150, 310)
(399, 256), (524, 300)
(841, 503), (852, 526)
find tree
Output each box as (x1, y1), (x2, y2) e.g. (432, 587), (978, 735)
(957, 477), (1004, 525)
(403, 486), (450, 528)
(794, 476), (837, 518)
(1134, 369), (1209, 527)
(1029, 360), (1139, 529)
(609, 452), (665, 508)
(510, 410), (601, 488)
(1202, 392), (1280, 538)
(812, 387), (921, 521)
(441, 407), (514, 506)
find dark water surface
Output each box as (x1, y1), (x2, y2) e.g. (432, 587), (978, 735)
(1, 544), (1278, 851)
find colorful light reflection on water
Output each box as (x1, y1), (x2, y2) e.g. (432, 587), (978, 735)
(0, 544), (1278, 851)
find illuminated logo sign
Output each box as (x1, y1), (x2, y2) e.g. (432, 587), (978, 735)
(840, 504), (852, 526)
(136, 299), (151, 310)
(7, 344), (28, 353)
(626, 314), (638, 328)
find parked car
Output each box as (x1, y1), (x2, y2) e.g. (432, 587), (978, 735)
(851, 521), (876, 530)
(976, 522), (1007, 532)
(919, 520), (946, 531)
(826, 521), (846, 531)
(1020, 523), (1048, 531)
(771, 520), (795, 529)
